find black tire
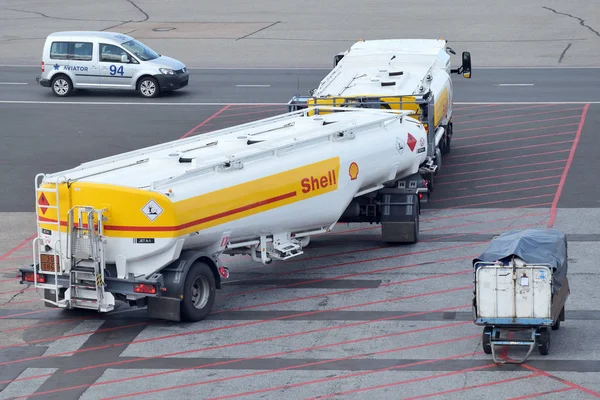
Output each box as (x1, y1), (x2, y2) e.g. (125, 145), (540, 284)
(180, 261), (216, 322)
(441, 123), (452, 155)
(427, 172), (434, 193)
(482, 326), (493, 354)
(538, 327), (550, 355)
(552, 307), (565, 330)
(138, 76), (160, 98)
(51, 75), (73, 97)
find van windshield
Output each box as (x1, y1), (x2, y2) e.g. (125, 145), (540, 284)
(121, 39), (160, 61)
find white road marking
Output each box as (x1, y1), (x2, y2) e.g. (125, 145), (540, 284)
(0, 82), (28, 85)
(0, 100), (598, 106)
(235, 84), (271, 87)
(495, 83), (535, 86)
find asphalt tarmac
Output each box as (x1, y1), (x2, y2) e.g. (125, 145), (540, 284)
(1, 66), (600, 399)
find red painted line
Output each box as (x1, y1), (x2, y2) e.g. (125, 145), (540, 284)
(0, 285), (472, 368)
(0, 277), (19, 283)
(323, 212), (546, 250)
(0, 317), (95, 333)
(6, 306), (473, 388)
(4, 317), (474, 388)
(179, 104), (232, 139)
(403, 373), (540, 400)
(454, 130), (576, 150)
(0, 309), (58, 319)
(444, 149), (571, 168)
(547, 103), (589, 228)
(330, 205), (551, 235)
(207, 357), (493, 400)
(224, 242), (485, 296)
(227, 209), (549, 293)
(0, 234), (36, 261)
(454, 103), (551, 118)
(506, 387), (576, 399)
(474, 175), (563, 189)
(0, 322), (148, 350)
(459, 115), (581, 133)
(458, 107), (583, 125)
(309, 365), (498, 400)
(452, 122), (579, 142)
(423, 211), (548, 231)
(521, 363), (600, 398)
(218, 268), (474, 314)
(447, 195), (556, 209)
(1, 255), (32, 261)
(38, 191), (297, 232)
(431, 183), (558, 203)
(438, 166), (566, 185)
(65, 309), (472, 375)
(23, 336), (481, 400)
(446, 140), (574, 160)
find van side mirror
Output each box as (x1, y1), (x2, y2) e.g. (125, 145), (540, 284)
(462, 51), (471, 78)
(121, 54), (129, 63)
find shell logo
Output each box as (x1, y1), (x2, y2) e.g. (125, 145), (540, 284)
(349, 162), (359, 180)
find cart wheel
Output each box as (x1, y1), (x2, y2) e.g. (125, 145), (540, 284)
(552, 307), (565, 330)
(538, 327), (550, 355)
(482, 326), (493, 354)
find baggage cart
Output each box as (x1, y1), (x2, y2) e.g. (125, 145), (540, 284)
(472, 229), (570, 364)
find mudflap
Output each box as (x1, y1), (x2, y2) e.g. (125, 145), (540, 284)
(379, 189), (420, 244)
(147, 296), (182, 322)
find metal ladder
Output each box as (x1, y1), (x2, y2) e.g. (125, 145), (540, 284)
(66, 206), (114, 312)
(33, 173), (65, 307)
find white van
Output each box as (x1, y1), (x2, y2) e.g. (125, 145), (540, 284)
(36, 31), (189, 98)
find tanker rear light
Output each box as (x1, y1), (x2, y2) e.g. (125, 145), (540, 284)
(134, 283), (156, 294)
(23, 272), (46, 283)
(218, 266), (230, 279)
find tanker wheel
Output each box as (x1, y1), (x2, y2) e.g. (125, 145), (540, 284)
(482, 326), (493, 354)
(537, 327), (551, 355)
(552, 307), (565, 330)
(181, 261), (216, 322)
(441, 123), (452, 155)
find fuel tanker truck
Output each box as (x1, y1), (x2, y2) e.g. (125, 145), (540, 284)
(288, 38), (472, 192)
(19, 106), (430, 322)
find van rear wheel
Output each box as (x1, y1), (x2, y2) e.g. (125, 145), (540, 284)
(138, 76), (160, 98)
(51, 75), (72, 97)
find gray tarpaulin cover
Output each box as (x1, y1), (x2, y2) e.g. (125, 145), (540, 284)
(472, 229), (568, 294)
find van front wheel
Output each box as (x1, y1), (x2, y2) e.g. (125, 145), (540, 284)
(138, 76), (160, 98)
(51, 75), (72, 97)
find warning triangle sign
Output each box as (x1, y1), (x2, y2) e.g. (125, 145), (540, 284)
(407, 133), (417, 152)
(38, 192), (50, 215)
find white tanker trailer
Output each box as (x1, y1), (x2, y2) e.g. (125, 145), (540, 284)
(19, 106), (430, 321)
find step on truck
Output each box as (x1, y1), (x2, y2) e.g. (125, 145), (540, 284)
(20, 106), (431, 322)
(288, 38), (472, 192)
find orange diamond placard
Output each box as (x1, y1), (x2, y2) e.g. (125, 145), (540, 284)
(38, 192), (50, 215)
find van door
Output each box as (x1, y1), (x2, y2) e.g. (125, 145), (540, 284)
(66, 41), (100, 88)
(98, 43), (137, 89)
(48, 41), (100, 87)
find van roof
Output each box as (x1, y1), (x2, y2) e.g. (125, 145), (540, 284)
(46, 31), (134, 44)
